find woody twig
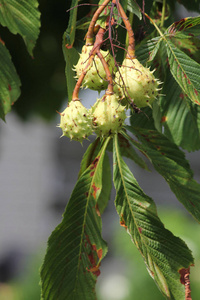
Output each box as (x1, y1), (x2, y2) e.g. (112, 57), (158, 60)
(72, 26), (114, 99)
(114, 0), (135, 59)
(86, 0), (112, 45)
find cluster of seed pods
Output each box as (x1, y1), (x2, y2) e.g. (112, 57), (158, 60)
(59, 0), (161, 142)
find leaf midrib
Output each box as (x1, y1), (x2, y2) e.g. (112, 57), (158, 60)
(72, 137), (110, 299)
(114, 135), (146, 246)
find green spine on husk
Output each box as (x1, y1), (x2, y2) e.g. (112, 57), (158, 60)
(59, 100), (92, 142)
(75, 45), (115, 92)
(115, 58), (161, 108)
(90, 93), (126, 137)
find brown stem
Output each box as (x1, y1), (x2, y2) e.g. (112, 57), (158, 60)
(72, 27), (108, 100)
(114, 0), (135, 59)
(86, 0), (111, 45)
(96, 49), (113, 93)
(72, 51), (96, 100)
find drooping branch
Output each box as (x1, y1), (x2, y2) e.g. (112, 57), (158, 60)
(86, 0), (111, 45)
(96, 49), (113, 94)
(114, 0), (135, 59)
(73, 0), (136, 100)
(73, 27), (114, 99)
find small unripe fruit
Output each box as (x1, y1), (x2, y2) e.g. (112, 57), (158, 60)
(90, 94), (126, 137)
(115, 58), (161, 108)
(75, 45), (115, 92)
(58, 100), (92, 142)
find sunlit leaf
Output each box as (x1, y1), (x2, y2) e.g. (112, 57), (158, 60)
(79, 138), (112, 218)
(166, 16), (200, 38)
(136, 36), (162, 64)
(0, 0), (40, 55)
(170, 36), (200, 64)
(79, 138), (101, 177)
(40, 138), (110, 300)
(0, 40), (21, 120)
(113, 135), (194, 300)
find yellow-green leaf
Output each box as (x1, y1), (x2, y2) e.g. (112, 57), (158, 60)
(0, 0), (40, 55)
(0, 40), (21, 120)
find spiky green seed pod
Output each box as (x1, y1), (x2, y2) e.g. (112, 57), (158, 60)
(58, 100), (92, 142)
(90, 94), (126, 137)
(115, 58), (161, 108)
(75, 45), (115, 92)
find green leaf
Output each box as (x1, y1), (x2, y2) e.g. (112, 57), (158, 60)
(117, 133), (150, 170)
(65, 0), (78, 47)
(166, 39), (200, 105)
(97, 152), (112, 214)
(124, 128), (200, 222)
(63, 0), (79, 101)
(130, 107), (156, 130)
(79, 138), (111, 215)
(166, 16), (200, 37)
(170, 36), (200, 64)
(126, 127), (192, 172)
(127, 0), (142, 20)
(62, 43), (79, 101)
(0, 0), (40, 55)
(0, 40), (21, 120)
(113, 135), (194, 300)
(107, 133), (149, 170)
(96, 0), (128, 28)
(70, 0), (98, 31)
(152, 100), (163, 133)
(136, 36), (162, 64)
(150, 1), (170, 23)
(79, 138), (101, 177)
(40, 138), (111, 300)
(159, 68), (200, 151)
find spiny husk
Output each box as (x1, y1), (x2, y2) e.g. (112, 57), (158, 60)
(90, 93), (126, 137)
(115, 58), (161, 108)
(58, 100), (92, 142)
(75, 45), (115, 92)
